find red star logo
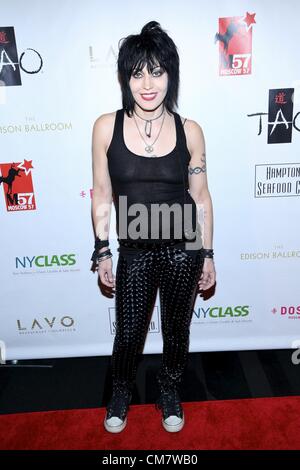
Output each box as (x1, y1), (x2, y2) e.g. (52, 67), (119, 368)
(241, 12), (256, 30)
(18, 159), (34, 175)
(22, 159), (34, 171)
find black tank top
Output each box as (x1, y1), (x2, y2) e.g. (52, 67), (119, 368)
(107, 108), (200, 244)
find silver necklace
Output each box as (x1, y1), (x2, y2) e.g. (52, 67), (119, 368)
(133, 105), (165, 138)
(132, 106), (166, 157)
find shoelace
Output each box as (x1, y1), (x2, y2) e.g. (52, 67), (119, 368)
(155, 389), (183, 419)
(106, 389), (132, 421)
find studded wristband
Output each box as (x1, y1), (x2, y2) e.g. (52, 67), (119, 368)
(202, 248), (214, 259)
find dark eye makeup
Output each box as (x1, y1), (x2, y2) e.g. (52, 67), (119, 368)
(132, 68), (164, 77)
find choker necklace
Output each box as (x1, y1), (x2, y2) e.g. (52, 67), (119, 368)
(132, 106), (166, 157)
(133, 105), (165, 138)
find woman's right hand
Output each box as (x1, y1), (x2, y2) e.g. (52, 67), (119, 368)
(98, 257), (115, 288)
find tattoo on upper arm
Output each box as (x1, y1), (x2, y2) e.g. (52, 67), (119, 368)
(188, 153), (206, 174)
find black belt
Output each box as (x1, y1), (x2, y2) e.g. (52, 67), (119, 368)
(118, 239), (186, 249)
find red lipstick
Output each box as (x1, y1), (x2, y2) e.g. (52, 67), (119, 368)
(140, 93), (158, 101)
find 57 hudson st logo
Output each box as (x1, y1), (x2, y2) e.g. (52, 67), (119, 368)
(0, 27), (43, 86)
(0, 160), (36, 211)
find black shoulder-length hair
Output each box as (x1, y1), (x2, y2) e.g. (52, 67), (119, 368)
(117, 21), (180, 117)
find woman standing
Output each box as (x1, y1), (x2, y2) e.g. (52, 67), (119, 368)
(91, 21), (216, 433)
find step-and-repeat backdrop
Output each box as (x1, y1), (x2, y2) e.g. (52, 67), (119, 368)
(1, 0), (300, 360)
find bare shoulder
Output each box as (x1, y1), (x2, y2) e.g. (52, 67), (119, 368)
(179, 116), (205, 155)
(93, 111), (116, 129)
(92, 111), (117, 152)
(179, 115), (204, 135)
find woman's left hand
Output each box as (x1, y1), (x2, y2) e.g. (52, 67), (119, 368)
(198, 258), (216, 290)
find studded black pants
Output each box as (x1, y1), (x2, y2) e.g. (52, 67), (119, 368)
(110, 243), (205, 394)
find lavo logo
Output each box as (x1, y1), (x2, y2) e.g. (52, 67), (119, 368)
(17, 316), (74, 331)
(194, 305), (250, 319)
(0, 27), (43, 86)
(16, 254), (76, 268)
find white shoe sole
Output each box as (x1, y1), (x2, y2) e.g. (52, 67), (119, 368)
(162, 413), (185, 432)
(104, 415), (127, 433)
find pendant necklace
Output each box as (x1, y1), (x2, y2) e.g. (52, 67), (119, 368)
(132, 106), (166, 157)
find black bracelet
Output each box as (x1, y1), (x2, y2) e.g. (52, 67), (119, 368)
(94, 249), (113, 267)
(91, 237), (109, 262)
(97, 249), (112, 259)
(94, 237), (109, 250)
(202, 248), (214, 259)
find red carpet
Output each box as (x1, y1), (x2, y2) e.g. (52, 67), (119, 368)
(1, 396), (300, 450)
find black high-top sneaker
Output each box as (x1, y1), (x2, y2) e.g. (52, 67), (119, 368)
(104, 386), (132, 433)
(155, 387), (185, 432)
